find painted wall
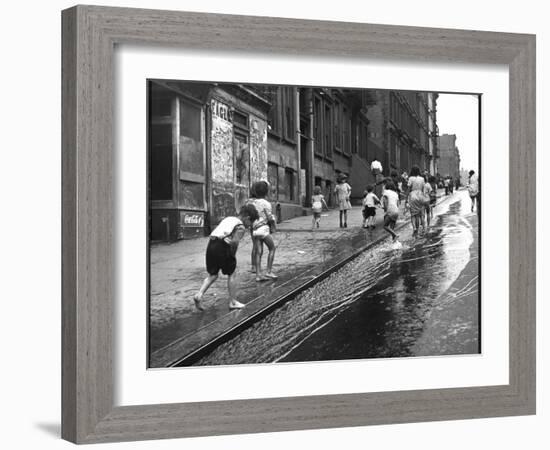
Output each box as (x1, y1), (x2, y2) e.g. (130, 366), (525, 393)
(249, 116), (268, 182)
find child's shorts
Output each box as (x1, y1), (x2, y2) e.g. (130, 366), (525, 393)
(384, 212), (398, 229)
(362, 206), (376, 219)
(313, 211), (321, 219)
(206, 238), (237, 276)
(252, 224), (270, 238)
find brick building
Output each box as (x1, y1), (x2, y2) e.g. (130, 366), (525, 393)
(438, 133), (461, 181)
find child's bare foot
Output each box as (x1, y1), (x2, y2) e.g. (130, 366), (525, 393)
(256, 275), (269, 282)
(229, 300), (245, 309)
(193, 294), (204, 311)
(264, 272), (278, 279)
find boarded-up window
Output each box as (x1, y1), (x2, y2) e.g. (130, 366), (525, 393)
(150, 123), (173, 200)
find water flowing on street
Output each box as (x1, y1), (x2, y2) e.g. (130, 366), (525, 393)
(194, 190), (479, 366)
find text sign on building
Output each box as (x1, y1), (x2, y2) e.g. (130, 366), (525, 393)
(180, 211), (205, 228)
(211, 99), (233, 123)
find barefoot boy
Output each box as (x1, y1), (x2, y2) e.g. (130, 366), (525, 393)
(193, 204), (259, 311)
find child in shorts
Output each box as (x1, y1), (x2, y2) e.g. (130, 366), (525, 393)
(362, 185), (380, 229)
(192, 204), (259, 311)
(382, 181), (400, 241)
(311, 185), (328, 229)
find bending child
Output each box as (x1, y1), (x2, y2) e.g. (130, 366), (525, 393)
(193, 204), (259, 311)
(250, 181), (278, 281)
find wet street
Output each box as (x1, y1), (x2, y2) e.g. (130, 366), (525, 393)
(194, 189), (479, 366)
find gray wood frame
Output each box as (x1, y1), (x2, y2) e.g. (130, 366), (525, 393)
(62, 5), (536, 444)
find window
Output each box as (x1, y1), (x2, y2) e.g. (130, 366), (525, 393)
(282, 87), (296, 142)
(233, 110), (249, 131)
(151, 97), (172, 117)
(267, 87), (282, 135)
(324, 104), (332, 158)
(333, 101), (341, 151)
(179, 100), (201, 141)
(150, 123), (173, 201)
(314, 97), (323, 156)
(342, 106), (351, 155)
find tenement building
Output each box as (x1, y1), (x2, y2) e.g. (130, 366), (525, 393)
(148, 81), (439, 240)
(438, 133), (461, 181)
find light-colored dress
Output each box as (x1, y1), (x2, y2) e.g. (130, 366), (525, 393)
(334, 182), (352, 211)
(408, 176), (429, 216)
(250, 198), (274, 238)
(468, 174), (479, 197)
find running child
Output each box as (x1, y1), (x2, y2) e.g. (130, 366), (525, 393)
(311, 185), (329, 229)
(381, 181), (400, 241)
(362, 185), (380, 229)
(193, 204), (259, 311)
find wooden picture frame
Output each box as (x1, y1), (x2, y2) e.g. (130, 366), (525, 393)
(62, 5), (536, 444)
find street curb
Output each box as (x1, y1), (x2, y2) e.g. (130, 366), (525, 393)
(169, 193), (452, 366)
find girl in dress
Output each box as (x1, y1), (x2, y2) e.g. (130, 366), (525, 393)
(311, 185), (329, 229)
(334, 175), (352, 228)
(406, 166), (430, 236)
(249, 181), (278, 281)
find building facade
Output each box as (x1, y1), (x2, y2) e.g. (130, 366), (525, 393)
(149, 80), (270, 241)
(438, 133), (461, 181)
(149, 81), (440, 241)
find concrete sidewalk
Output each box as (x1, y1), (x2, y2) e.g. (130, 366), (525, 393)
(150, 189), (448, 367)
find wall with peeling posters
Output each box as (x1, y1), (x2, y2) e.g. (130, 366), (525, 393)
(209, 96), (269, 226)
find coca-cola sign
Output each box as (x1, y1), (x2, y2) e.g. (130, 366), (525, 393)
(181, 211), (204, 227)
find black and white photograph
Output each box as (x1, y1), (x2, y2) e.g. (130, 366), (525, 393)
(148, 80), (481, 368)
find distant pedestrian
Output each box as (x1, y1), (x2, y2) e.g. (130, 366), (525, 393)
(250, 181), (278, 281)
(467, 170), (479, 212)
(311, 185), (329, 229)
(362, 185), (380, 229)
(193, 204), (259, 311)
(427, 175), (438, 226)
(444, 176), (450, 195)
(382, 181), (400, 241)
(334, 174), (352, 228)
(407, 166), (430, 236)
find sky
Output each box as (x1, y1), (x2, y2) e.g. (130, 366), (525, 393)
(436, 93), (480, 172)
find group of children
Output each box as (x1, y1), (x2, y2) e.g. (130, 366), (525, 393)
(193, 168), (441, 311)
(193, 180), (278, 312)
